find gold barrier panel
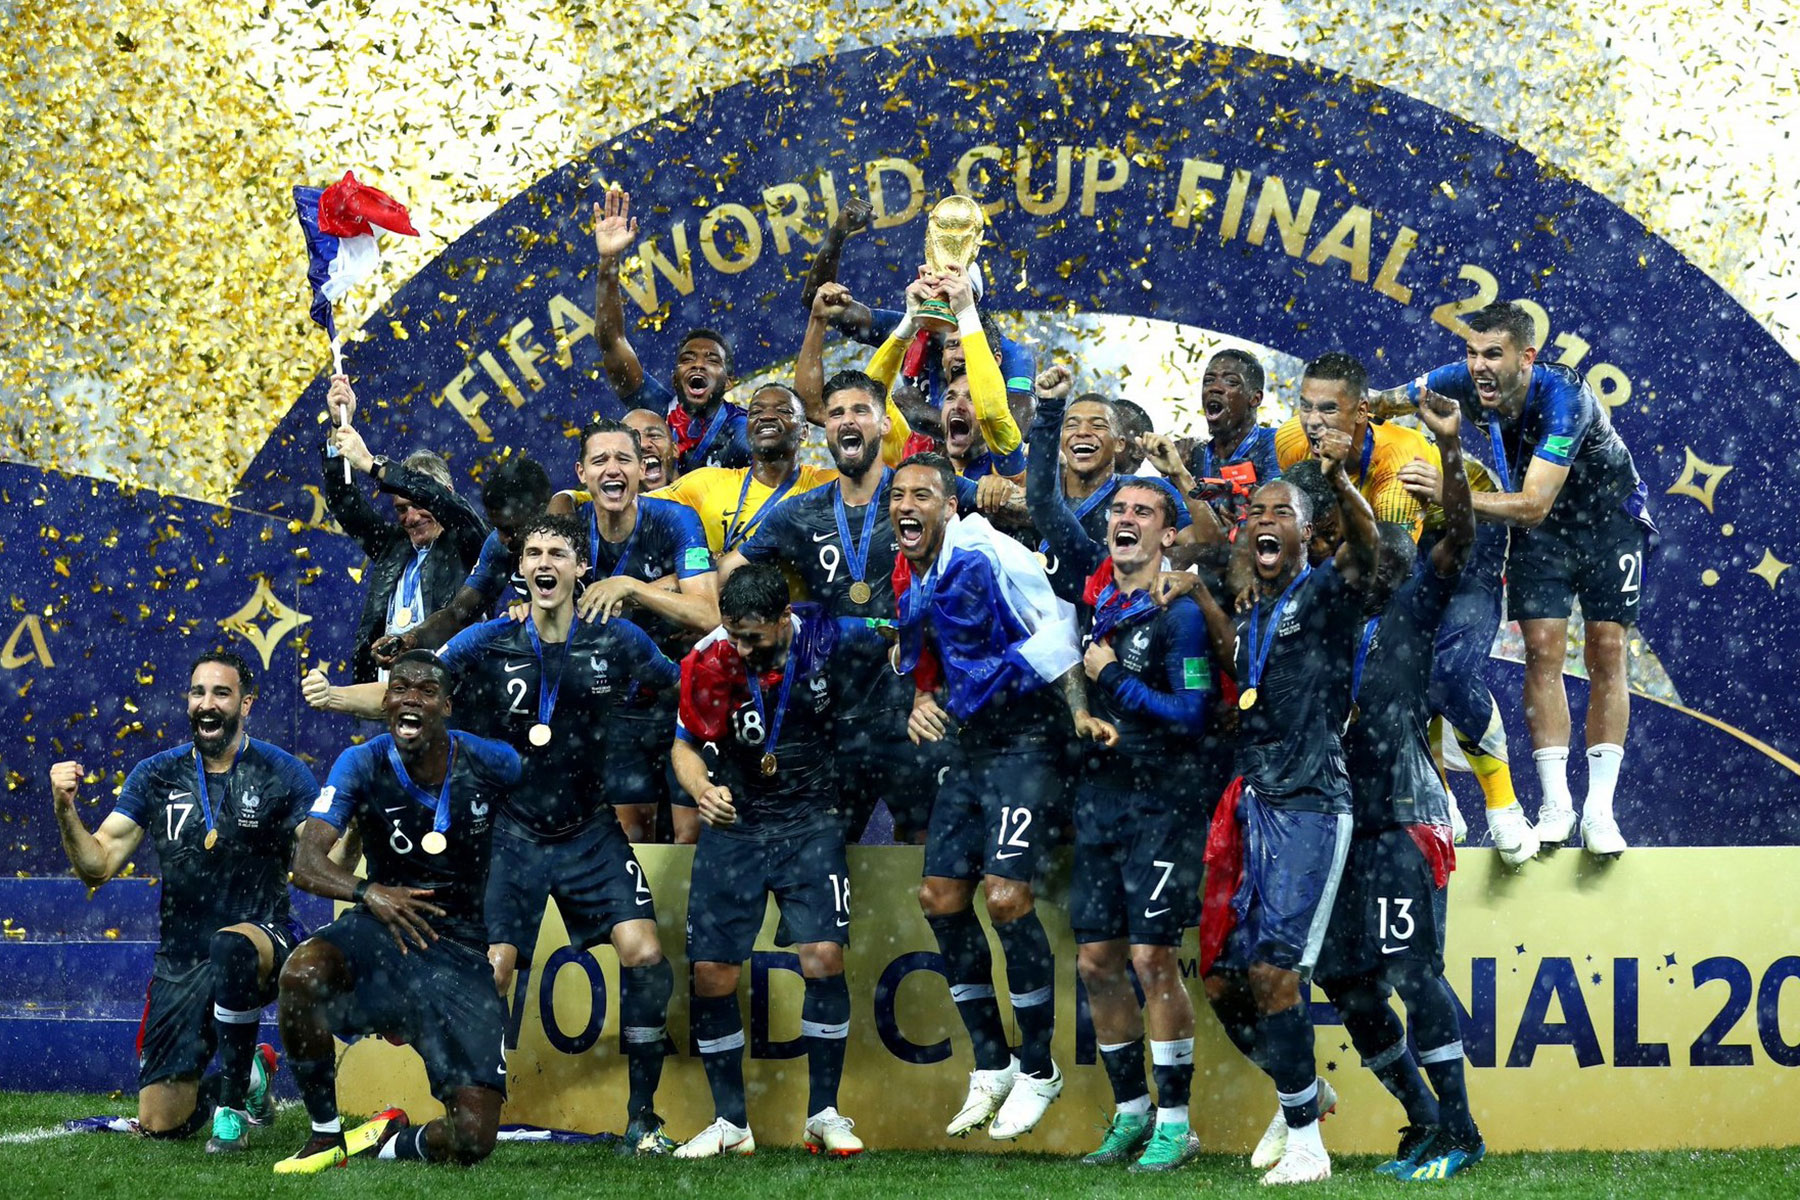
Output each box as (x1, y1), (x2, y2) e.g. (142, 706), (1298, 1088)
(337, 845), (1800, 1152)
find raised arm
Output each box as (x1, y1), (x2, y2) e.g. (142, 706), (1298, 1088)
(302, 670), (387, 720)
(51, 761), (143, 888)
(1318, 428), (1381, 588)
(592, 190), (646, 399)
(1024, 365), (1105, 595)
(1418, 393), (1475, 575)
(941, 267), (1019, 460)
(799, 197), (876, 338)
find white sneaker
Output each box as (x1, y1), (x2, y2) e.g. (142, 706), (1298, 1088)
(672, 1117), (755, 1159)
(1447, 793), (1468, 845)
(1534, 798), (1578, 846)
(989, 1062), (1064, 1140)
(803, 1108), (864, 1156)
(1581, 811), (1628, 858)
(1261, 1134), (1332, 1185)
(947, 1057), (1018, 1137)
(1249, 1078), (1337, 1169)
(1488, 802), (1541, 867)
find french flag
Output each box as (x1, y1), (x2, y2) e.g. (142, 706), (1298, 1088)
(293, 171), (419, 338)
(891, 512), (1079, 720)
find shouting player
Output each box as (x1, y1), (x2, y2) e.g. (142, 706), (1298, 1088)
(671, 565), (884, 1157)
(276, 651), (521, 1173)
(891, 453), (1096, 1141)
(51, 652), (316, 1150)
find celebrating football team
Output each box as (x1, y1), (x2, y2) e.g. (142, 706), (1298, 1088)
(49, 179), (1653, 1186)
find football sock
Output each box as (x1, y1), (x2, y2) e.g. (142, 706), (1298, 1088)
(926, 910), (1010, 1071)
(380, 1125), (430, 1161)
(1398, 967), (1478, 1144)
(1533, 746), (1573, 813)
(994, 911), (1056, 1078)
(290, 1056), (339, 1128)
(691, 991), (749, 1128)
(1585, 743), (1624, 823)
(1097, 1038), (1149, 1107)
(802, 975), (851, 1116)
(1330, 976), (1438, 1127)
(1256, 1006), (1319, 1128)
(1458, 717), (1518, 813)
(620, 960), (674, 1121)
(1150, 1037), (1195, 1113)
(1207, 982), (1262, 1065)
(209, 929), (264, 1110)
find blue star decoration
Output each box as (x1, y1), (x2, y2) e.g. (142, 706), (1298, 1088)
(1592, 972), (1604, 985)
(1515, 944), (1527, 955)
(1664, 953), (1678, 967)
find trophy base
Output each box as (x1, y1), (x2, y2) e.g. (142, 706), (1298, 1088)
(915, 298), (957, 334)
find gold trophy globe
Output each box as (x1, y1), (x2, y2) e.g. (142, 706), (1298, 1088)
(915, 194), (986, 332)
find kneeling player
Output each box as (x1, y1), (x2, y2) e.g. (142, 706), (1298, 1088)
(274, 652), (521, 1173)
(670, 565), (882, 1157)
(51, 652), (315, 1150)
(1067, 483), (1227, 1171)
(1312, 396), (1486, 1181)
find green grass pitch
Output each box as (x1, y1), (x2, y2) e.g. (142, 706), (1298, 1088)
(1, 1092), (1795, 1197)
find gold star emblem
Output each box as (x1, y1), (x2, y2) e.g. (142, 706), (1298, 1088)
(218, 577), (312, 669)
(1665, 447), (1733, 513)
(1749, 549), (1790, 590)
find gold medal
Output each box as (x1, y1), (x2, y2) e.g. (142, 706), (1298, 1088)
(1347, 702), (1361, 725)
(421, 831), (448, 855)
(204, 829), (218, 850)
(1238, 687), (1258, 710)
(759, 752), (778, 777)
(849, 580), (873, 605)
(528, 722), (552, 747)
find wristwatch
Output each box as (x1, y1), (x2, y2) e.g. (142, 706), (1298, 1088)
(370, 455), (390, 480)
(352, 879), (372, 905)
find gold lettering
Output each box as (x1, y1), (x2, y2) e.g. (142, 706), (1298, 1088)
(700, 203), (764, 275)
(299, 485), (342, 532)
(1079, 146), (1129, 218)
(1305, 206), (1373, 281)
(1015, 145), (1072, 217)
(620, 224), (695, 314)
(546, 293), (594, 368)
(502, 319), (549, 391)
(866, 158), (926, 229)
(1373, 226), (1420, 305)
(477, 351), (527, 410)
(1246, 176), (1321, 258)
(438, 365), (493, 441)
(953, 145), (1007, 217)
(762, 183), (819, 257)
(1, 614), (54, 669)
(819, 171), (841, 227)
(1170, 159), (1225, 230)
(1219, 169), (1253, 241)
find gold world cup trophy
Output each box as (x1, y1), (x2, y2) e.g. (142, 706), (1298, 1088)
(914, 195), (986, 333)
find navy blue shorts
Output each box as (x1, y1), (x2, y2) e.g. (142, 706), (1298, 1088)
(923, 741), (1067, 883)
(1070, 784), (1205, 947)
(1508, 505), (1649, 626)
(685, 824), (850, 964)
(136, 919), (303, 1088)
(485, 815), (656, 966)
(607, 704), (677, 810)
(1214, 789), (1352, 978)
(1315, 826), (1450, 983)
(835, 708), (943, 843)
(311, 910), (507, 1100)
(1421, 527), (1507, 740)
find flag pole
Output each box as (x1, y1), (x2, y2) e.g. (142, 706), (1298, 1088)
(330, 327), (350, 483)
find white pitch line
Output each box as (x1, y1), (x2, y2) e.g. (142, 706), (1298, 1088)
(0, 1125), (81, 1144)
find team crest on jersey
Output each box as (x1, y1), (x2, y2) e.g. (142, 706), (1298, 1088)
(1123, 626), (1153, 671)
(809, 669), (830, 711)
(1277, 597), (1303, 637)
(237, 788), (263, 828)
(589, 656), (612, 694)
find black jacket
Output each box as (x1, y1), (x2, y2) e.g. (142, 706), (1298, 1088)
(321, 445), (489, 683)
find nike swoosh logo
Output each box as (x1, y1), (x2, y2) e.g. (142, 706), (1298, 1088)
(503, 662), (531, 672)
(168, 791), (191, 800)
(1381, 944), (1408, 955)
(384, 806), (405, 815)
(810, 531), (835, 542)
(1144, 908), (1171, 919)
(994, 850), (1024, 861)
(836, 918), (850, 927)
(636, 896), (652, 906)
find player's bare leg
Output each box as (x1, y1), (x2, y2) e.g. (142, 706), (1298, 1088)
(1579, 620), (1630, 856)
(1077, 939), (1152, 1164)
(274, 940), (354, 1174)
(1521, 617), (1578, 845)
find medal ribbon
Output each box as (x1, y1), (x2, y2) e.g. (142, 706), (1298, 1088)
(588, 503), (644, 581)
(1089, 582), (1159, 643)
(1486, 416), (1516, 493)
(527, 615), (577, 729)
(1350, 615), (1381, 703)
(1243, 565), (1312, 695)
(390, 546), (426, 629)
(385, 737), (457, 838)
(1040, 474), (1116, 554)
(724, 467), (799, 551)
(189, 733), (245, 843)
(832, 469), (890, 588)
(1203, 427), (1261, 477)
(743, 651), (799, 765)
(676, 399), (732, 466)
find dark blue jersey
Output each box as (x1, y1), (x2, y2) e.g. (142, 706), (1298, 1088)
(1084, 594), (1224, 788)
(313, 732), (521, 947)
(1423, 361), (1652, 534)
(581, 494), (714, 655)
(461, 529), (522, 611)
(438, 613), (678, 839)
(113, 737), (316, 973)
(623, 376), (751, 471)
(1344, 564), (1458, 832)
(1230, 561), (1361, 813)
